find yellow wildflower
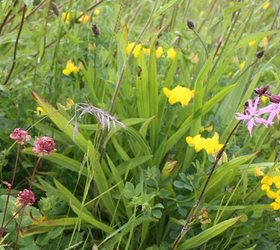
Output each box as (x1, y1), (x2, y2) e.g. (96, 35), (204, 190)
(125, 43), (143, 58)
(167, 48), (177, 59)
(259, 37), (268, 47)
(156, 46), (163, 58)
(62, 12), (71, 25)
(261, 175), (273, 185)
(254, 166), (264, 177)
(273, 176), (280, 189)
(62, 60), (80, 75)
(186, 132), (223, 155)
(36, 107), (47, 117)
(163, 85), (195, 107)
(240, 61), (245, 70)
(270, 202), (280, 210)
(79, 12), (90, 24)
(261, 96), (268, 104)
(248, 40), (256, 48)
(263, 2), (270, 10)
(266, 189), (277, 199)
(186, 134), (202, 148)
(94, 9), (100, 15)
(261, 184), (270, 191)
(225, 72), (232, 78)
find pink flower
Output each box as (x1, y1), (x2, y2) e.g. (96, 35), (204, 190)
(235, 96), (270, 136)
(32, 137), (56, 157)
(17, 189), (36, 206)
(10, 128), (31, 145)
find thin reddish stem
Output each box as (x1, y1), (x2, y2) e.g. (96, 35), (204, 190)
(0, 144), (20, 237)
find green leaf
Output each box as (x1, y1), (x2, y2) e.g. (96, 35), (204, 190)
(177, 216), (242, 249)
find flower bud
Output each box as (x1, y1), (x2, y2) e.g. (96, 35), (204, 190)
(187, 19), (195, 30)
(254, 84), (270, 95)
(91, 24), (101, 36)
(256, 50), (264, 59)
(270, 95), (280, 104)
(51, 2), (60, 16)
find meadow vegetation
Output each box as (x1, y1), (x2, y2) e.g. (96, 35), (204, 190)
(1, 0), (280, 249)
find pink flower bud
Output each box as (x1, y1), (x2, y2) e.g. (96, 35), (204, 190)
(10, 128), (31, 145)
(32, 137), (56, 157)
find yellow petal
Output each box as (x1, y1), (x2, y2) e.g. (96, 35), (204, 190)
(163, 87), (171, 97)
(254, 166), (264, 177)
(263, 2), (270, 10)
(248, 41), (256, 48)
(94, 9), (100, 15)
(156, 46), (163, 58)
(36, 107), (47, 117)
(167, 48), (177, 59)
(73, 66), (79, 73)
(270, 202), (280, 210)
(62, 69), (71, 76)
(267, 189), (277, 199)
(240, 61), (245, 70)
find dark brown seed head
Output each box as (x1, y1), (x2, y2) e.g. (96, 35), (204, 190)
(187, 19), (195, 30)
(51, 2), (59, 16)
(256, 50), (264, 59)
(91, 24), (101, 36)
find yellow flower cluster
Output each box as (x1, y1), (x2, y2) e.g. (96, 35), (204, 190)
(61, 11), (91, 25)
(261, 173), (280, 210)
(163, 85), (195, 107)
(62, 60), (83, 76)
(186, 132), (223, 155)
(126, 43), (163, 58)
(248, 37), (268, 48)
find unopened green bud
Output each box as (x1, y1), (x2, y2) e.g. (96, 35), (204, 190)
(161, 160), (178, 180)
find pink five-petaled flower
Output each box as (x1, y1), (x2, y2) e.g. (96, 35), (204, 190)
(235, 96), (270, 137)
(17, 189), (36, 206)
(32, 137), (56, 157)
(10, 128), (31, 145)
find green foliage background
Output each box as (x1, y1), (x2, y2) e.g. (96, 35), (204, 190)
(1, 0), (280, 249)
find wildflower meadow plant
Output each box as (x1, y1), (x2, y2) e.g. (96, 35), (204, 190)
(1, 1), (280, 249)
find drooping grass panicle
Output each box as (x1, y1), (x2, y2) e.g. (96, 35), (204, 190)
(68, 103), (126, 137)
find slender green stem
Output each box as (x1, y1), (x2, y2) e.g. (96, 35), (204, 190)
(192, 29), (209, 59)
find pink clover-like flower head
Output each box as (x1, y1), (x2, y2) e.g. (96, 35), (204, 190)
(32, 136), (56, 157)
(10, 128), (31, 145)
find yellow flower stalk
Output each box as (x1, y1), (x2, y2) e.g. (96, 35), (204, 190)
(167, 48), (177, 59)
